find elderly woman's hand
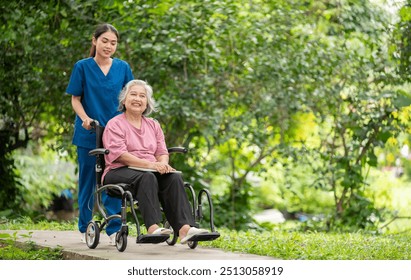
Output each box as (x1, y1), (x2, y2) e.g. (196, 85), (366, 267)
(152, 162), (176, 174)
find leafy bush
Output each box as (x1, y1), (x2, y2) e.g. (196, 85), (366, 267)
(13, 146), (77, 217)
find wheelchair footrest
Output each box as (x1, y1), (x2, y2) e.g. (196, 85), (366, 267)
(187, 232), (220, 242)
(136, 234), (170, 244)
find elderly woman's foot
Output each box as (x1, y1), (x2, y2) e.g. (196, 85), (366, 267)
(151, 227), (172, 235)
(180, 227), (209, 244)
(148, 224), (172, 235)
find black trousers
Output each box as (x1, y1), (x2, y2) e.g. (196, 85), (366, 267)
(103, 167), (195, 234)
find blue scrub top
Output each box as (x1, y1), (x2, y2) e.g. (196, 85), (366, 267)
(66, 57), (134, 149)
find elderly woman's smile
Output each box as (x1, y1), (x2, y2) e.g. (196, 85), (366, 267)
(124, 85), (147, 112)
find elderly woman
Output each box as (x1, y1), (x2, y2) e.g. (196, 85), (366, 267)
(102, 79), (207, 244)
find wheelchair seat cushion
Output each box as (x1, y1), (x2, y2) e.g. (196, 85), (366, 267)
(106, 183), (130, 198)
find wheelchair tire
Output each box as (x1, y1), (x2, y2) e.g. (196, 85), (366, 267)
(86, 221), (100, 249)
(164, 220), (178, 246)
(187, 240), (198, 249)
(116, 231), (127, 252)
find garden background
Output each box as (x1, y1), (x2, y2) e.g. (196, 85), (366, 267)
(2, 0), (411, 259)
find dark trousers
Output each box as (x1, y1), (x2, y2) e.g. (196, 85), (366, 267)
(104, 167), (195, 234)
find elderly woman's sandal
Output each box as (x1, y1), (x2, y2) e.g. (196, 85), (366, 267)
(180, 227), (209, 244)
(152, 228), (172, 235)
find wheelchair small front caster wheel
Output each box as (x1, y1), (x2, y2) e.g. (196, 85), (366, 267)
(188, 240), (198, 249)
(86, 221), (100, 249)
(116, 231), (128, 252)
(164, 220), (178, 246)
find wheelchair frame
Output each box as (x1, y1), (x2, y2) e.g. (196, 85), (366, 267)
(85, 120), (220, 252)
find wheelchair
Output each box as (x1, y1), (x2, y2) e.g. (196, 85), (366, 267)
(85, 120), (220, 252)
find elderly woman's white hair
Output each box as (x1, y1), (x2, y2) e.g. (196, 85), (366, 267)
(118, 79), (157, 115)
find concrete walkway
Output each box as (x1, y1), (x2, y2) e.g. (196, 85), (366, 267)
(0, 230), (275, 260)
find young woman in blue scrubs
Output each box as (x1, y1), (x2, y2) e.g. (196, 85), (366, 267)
(66, 23), (134, 244)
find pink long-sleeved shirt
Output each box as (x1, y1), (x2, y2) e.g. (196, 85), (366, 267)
(101, 113), (168, 182)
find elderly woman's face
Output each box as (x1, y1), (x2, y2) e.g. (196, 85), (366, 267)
(124, 85), (147, 115)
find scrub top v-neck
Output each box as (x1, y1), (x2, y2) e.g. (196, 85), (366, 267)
(66, 57), (134, 149)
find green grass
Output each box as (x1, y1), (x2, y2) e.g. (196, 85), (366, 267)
(0, 242), (63, 260)
(0, 231), (63, 260)
(1, 217), (411, 260)
(1, 217), (77, 231)
(206, 228), (411, 260)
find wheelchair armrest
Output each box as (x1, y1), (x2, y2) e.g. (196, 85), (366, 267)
(88, 148), (110, 156)
(168, 147), (188, 154)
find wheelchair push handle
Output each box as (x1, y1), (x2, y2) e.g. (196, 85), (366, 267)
(168, 147), (188, 154)
(90, 120), (100, 128)
(88, 119), (108, 155)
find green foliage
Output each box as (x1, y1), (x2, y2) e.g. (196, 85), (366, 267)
(0, 216), (77, 231)
(0, 231), (63, 260)
(12, 146), (77, 216)
(2, 218), (411, 260)
(0, 145), (23, 214)
(207, 228), (411, 259)
(393, 1), (411, 81)
(2, 0), (411, 232)
(254, 161), (336, 214)
(291, 0), (410, 230)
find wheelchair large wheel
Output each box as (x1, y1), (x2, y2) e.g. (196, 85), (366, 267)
(164, 220), (178, 246)
(86, 221), (100, 249)
(116, 231), (127, 252)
